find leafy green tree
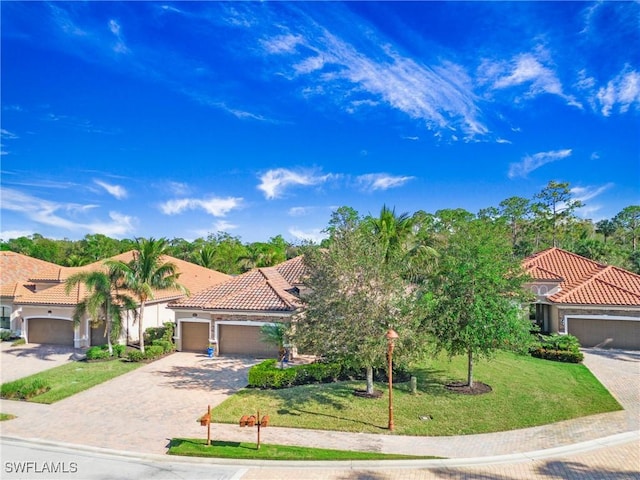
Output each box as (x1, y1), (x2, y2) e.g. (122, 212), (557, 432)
(614, 206), (640, 251)
(107, 237), (188, 353)
(192, 245), (217, 269)
(64, 268), (137, 355)
(425, 219), (533, 388)
(596, 219), (617, 244)
(532, 181), (583, 248)
(295, 220), (427, 395)
(498, 196), (531, 253)
(365, 205), (415, 264)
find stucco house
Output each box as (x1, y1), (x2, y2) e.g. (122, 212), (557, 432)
(0, 251), (229, 348)
(169, 256), (305, 356)
(524, 247), (640, 350)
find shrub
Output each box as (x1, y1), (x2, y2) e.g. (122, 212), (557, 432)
(248, 359), (344, 389)
(11, 338), (25, 346)
(530, 333), (584, 363)
(144, 322), (175, 345)
(113, 344), (126, 358)
(1, 378), (50, 400)
(152, 339), (174, 354)
(0, 331), (12, 341)
(85, 346), (110, 360)
(127, 350), (145, 362)
(144, 345), (164, 360)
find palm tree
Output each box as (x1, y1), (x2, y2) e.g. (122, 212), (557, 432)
(64, 267), (138, 355)
(260, 323), (290, 368)
(366, 205), (415, 263)
(107, 237), (188, 353)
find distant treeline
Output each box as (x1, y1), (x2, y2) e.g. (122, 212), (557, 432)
(2, 181), (638, 274)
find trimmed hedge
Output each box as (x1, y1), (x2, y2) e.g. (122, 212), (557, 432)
(530, 333), (584, 363)
(85, 344), (127, 360)
(248, 359), (345, 389)
(531, 347), (584, 363)
(152, 339), (175, 354)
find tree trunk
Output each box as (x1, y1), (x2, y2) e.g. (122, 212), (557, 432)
(366, 365), (374, 395)
(139, 302), (146, 353)
(106, 322), (113, 356)
(467, 348), (474, 387)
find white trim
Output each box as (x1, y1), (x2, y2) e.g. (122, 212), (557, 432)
(562, 314), (640, 335)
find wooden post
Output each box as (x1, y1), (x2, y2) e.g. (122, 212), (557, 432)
(207, 404), (211, 446)
(256, 409), (260, 449)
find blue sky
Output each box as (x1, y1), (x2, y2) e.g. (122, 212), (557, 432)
(2, 1), (639, 244)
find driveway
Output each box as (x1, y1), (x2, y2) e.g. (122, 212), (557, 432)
(0, 352), (258, 454)
(1, 342), (83, 383)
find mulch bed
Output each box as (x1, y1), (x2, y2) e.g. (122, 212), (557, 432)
(352, 389), (384, 399)
(445, 381), (492, 395)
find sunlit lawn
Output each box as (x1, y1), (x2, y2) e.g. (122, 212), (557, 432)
(0, 359), (142, 404)
(168, 438), (439, 460)
(212, 352), (622, 436)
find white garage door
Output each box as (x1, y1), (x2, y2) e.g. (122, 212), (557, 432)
(28, 318), (74, 346)
(568, 318), (640, 350)
(218, 324), (279, 357)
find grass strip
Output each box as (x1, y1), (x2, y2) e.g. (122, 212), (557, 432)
(168, 438), (439, 460)
(0, 359), (142, 404)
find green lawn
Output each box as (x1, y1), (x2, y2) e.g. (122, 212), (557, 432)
(212, 352), (622, 436)
(168, 438), (439, 460)
(0, 359), (142, 404)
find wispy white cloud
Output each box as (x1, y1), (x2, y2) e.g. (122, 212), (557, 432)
(479, 50), (580, 108)
(571, 183), (614, 204)
(288, 206), (311, 217)
(288, 227), (327, 244)
(0, 187), (135, 237)
(108, 19), (129, 55)
(508, 149), (572, 179)
(258, 168), (334, 199)
(595, 67), (640, 116)
(94, 179), (127, 199)
(214, 220), (237, 232)
(159, 196), (243, 216)
(1, 129), (18, 139)
(260, 19), (487, 139)
(356, 173), (415, 192)
(402, 136), (420, 141)
(496, 138), (512, 144)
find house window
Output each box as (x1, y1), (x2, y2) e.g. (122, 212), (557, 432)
(0, 305), (10, 330)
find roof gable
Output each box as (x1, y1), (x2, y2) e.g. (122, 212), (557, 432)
(171, 256), (305, 312)
(524, 248), (640, 306)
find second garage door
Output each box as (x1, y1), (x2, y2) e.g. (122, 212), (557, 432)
(181, 321), (210, 352)
(28, 318), (74, 346)
(568, 318), (640, 350)
(218, 324), (279, 357)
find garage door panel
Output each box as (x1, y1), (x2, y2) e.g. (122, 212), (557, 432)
(219, 324), (279, 357)
(181, 322), (209, 352)
(28, 318), (74, 346)
(568, 318), (640, 350)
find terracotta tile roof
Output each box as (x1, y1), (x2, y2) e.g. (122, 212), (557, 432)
(0, 251), (64, 285)
(172, 256), (305, 312)
(523, 248), (640, 306)
(4, 250), (230, 306)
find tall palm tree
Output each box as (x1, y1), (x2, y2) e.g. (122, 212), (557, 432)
(107, 237), (188, 353)
(366, 205), (415, 264)
(64, 267), (138, 355)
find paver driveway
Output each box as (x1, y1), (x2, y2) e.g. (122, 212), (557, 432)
(0, 342), (82, 383)
(0, 352), (258, 454)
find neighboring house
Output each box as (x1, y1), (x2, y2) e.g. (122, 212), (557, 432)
(0, 251), (63, 336)
(524, 247), (640, 350)
(0, 251), (230, 348)
(169, 256), (305, 357)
